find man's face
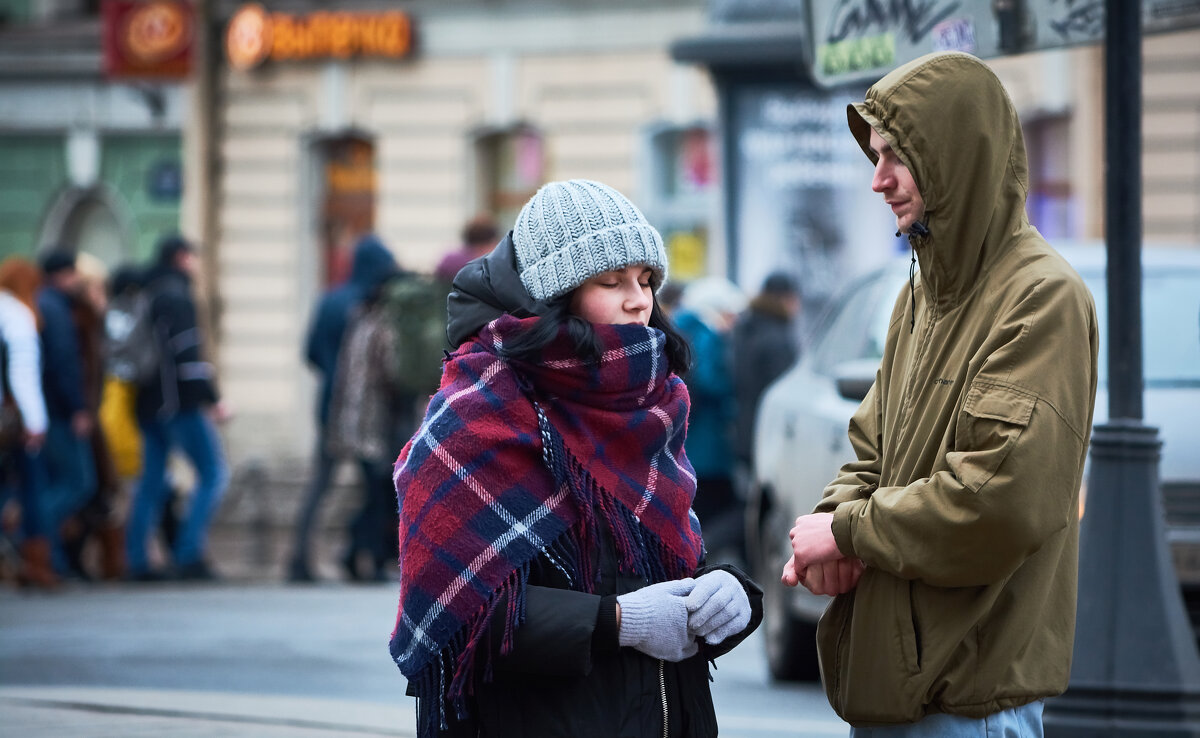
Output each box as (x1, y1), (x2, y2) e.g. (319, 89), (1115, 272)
(52, 267), (80, 292)
(176, 250), (199, 277)
(868, 128), (925, 234)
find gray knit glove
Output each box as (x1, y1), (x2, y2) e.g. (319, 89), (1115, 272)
(616, 578), (697, 661)
(686, 570), (751, 645)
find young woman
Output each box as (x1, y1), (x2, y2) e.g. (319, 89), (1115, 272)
(389, 180), (763, 738)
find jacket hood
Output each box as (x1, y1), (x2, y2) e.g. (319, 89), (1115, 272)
(348, 234), (398, 290)
(848, 52), (1031, 308)
(446, 231), (547, 347)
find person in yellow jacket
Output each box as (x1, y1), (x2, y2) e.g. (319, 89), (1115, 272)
(782, 52), (1099, 736)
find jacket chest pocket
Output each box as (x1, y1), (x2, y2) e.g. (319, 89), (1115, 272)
(949, 381), (1037, 492)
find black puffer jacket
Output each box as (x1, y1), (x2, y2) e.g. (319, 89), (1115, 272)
(429, 529), (763, 738)
(136, 268), (219, 422)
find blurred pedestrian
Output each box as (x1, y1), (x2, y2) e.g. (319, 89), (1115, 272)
(58, 253), (124, 580)
(433, 213), (499, 284)
(673, 276), (746, 564)
(325, 271), (413, 582)
(782, 52), (1099, 735)
(288, 233), (398, 582)
(0, 257), (55, 589)
(729, 270), (801, 497)
(125, 235), (230, 581)
(391, 179), (762, 738)
(36, 248), (97, 575)
(99, 265), (148, 483)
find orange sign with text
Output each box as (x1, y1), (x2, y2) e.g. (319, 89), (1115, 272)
(102, 0), (194, 79)
(226, 3), (414, 71)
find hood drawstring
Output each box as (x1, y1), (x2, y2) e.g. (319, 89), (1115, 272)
(908, 245), (917, 333)
(904, 221), (930, 334)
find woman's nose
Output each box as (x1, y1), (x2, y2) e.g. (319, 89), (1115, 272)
(627, 285), (652, 311)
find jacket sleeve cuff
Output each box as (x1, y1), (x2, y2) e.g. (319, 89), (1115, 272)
(832, 500), (865, 558)
(593, 595), (620, 652)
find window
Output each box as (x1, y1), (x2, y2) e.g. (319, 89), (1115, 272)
(644, 124), (717, 283)
(316, 134), (375, 287)
(1024, 116), (1073, 239)
(475, 125), (544, 232)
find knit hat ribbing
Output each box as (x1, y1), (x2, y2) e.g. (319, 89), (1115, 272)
(513, 179), (668, 302)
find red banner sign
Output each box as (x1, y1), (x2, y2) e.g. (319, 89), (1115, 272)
(102, 0), (194, 79)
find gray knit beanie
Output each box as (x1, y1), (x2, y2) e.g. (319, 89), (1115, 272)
(512, 179), (668, 302)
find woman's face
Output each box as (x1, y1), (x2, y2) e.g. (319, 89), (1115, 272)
(569, 265), (654, 326)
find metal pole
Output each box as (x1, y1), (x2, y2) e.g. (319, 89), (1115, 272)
(1042, 0), (1200, 734)
(1105, 0), (1143, 423)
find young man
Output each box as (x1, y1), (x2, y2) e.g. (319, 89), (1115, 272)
(782, 52), (1099, 735)
(125, 235), (230, 580)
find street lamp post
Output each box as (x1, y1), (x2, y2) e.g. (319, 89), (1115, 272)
(1042, 0), (1200, 734)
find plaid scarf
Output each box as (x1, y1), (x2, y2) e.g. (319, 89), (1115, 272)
(389, 314), (702, 736)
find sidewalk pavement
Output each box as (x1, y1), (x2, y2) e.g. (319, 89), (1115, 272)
(0, 583), (415, 737)
(0, 686), (415, 737)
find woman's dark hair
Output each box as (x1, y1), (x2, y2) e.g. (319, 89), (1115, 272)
(499, 293), (692, 376)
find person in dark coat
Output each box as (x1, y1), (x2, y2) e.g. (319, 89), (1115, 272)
(730, 270), (801, 470)
(36, 249), (97, 574)
(125, 235), (230, 580)
(288, 234), (398, 582)
(391, 180), (762, 738)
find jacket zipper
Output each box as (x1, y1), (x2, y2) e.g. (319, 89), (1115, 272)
(659, 658), (668, 738)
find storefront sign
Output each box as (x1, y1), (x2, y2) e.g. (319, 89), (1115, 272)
(808, 0), (1200, 88)
(102, 0), (194, 79)
(226, 3), (415, 71)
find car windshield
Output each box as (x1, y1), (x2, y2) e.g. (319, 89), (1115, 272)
(1080, 267), (1200, 387)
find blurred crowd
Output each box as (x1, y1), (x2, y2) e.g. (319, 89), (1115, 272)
(0, 234), (228, 589)
(0, 212), (806, 590)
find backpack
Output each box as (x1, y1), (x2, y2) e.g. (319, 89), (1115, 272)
(104, 288), (161, 385)
(380, 274), (449, 396)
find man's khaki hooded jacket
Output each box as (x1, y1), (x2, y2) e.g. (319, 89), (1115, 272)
(813, 52), (1099, 724)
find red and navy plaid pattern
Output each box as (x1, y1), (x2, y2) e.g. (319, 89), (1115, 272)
(389, 315), (702, 736)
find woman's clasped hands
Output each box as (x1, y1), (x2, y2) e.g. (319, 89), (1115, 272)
(616, 570), (751, 662)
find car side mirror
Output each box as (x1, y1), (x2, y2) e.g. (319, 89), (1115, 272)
(832, 359), (879, 403)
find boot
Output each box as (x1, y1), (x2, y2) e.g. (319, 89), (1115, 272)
(18, 538), (60, 590)
(96, 524), (125, 580)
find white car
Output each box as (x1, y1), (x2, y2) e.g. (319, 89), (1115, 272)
(748, 243), (1200, 681)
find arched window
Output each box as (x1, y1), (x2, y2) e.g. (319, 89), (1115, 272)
(39, 185), (134, 268)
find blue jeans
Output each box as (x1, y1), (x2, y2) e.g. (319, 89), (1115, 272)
(126, 410), (229, 573)
(0, 445), (48, 539)
(850, 701), (1044, 738)
(42, 419), (96, 570)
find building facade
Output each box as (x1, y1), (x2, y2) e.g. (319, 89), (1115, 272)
(197, 0), (1200, 481)
(198, 0), (720, 473)
(0, 1), (186, 268)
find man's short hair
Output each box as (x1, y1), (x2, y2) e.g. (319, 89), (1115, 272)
(155, 234), (195, 267)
